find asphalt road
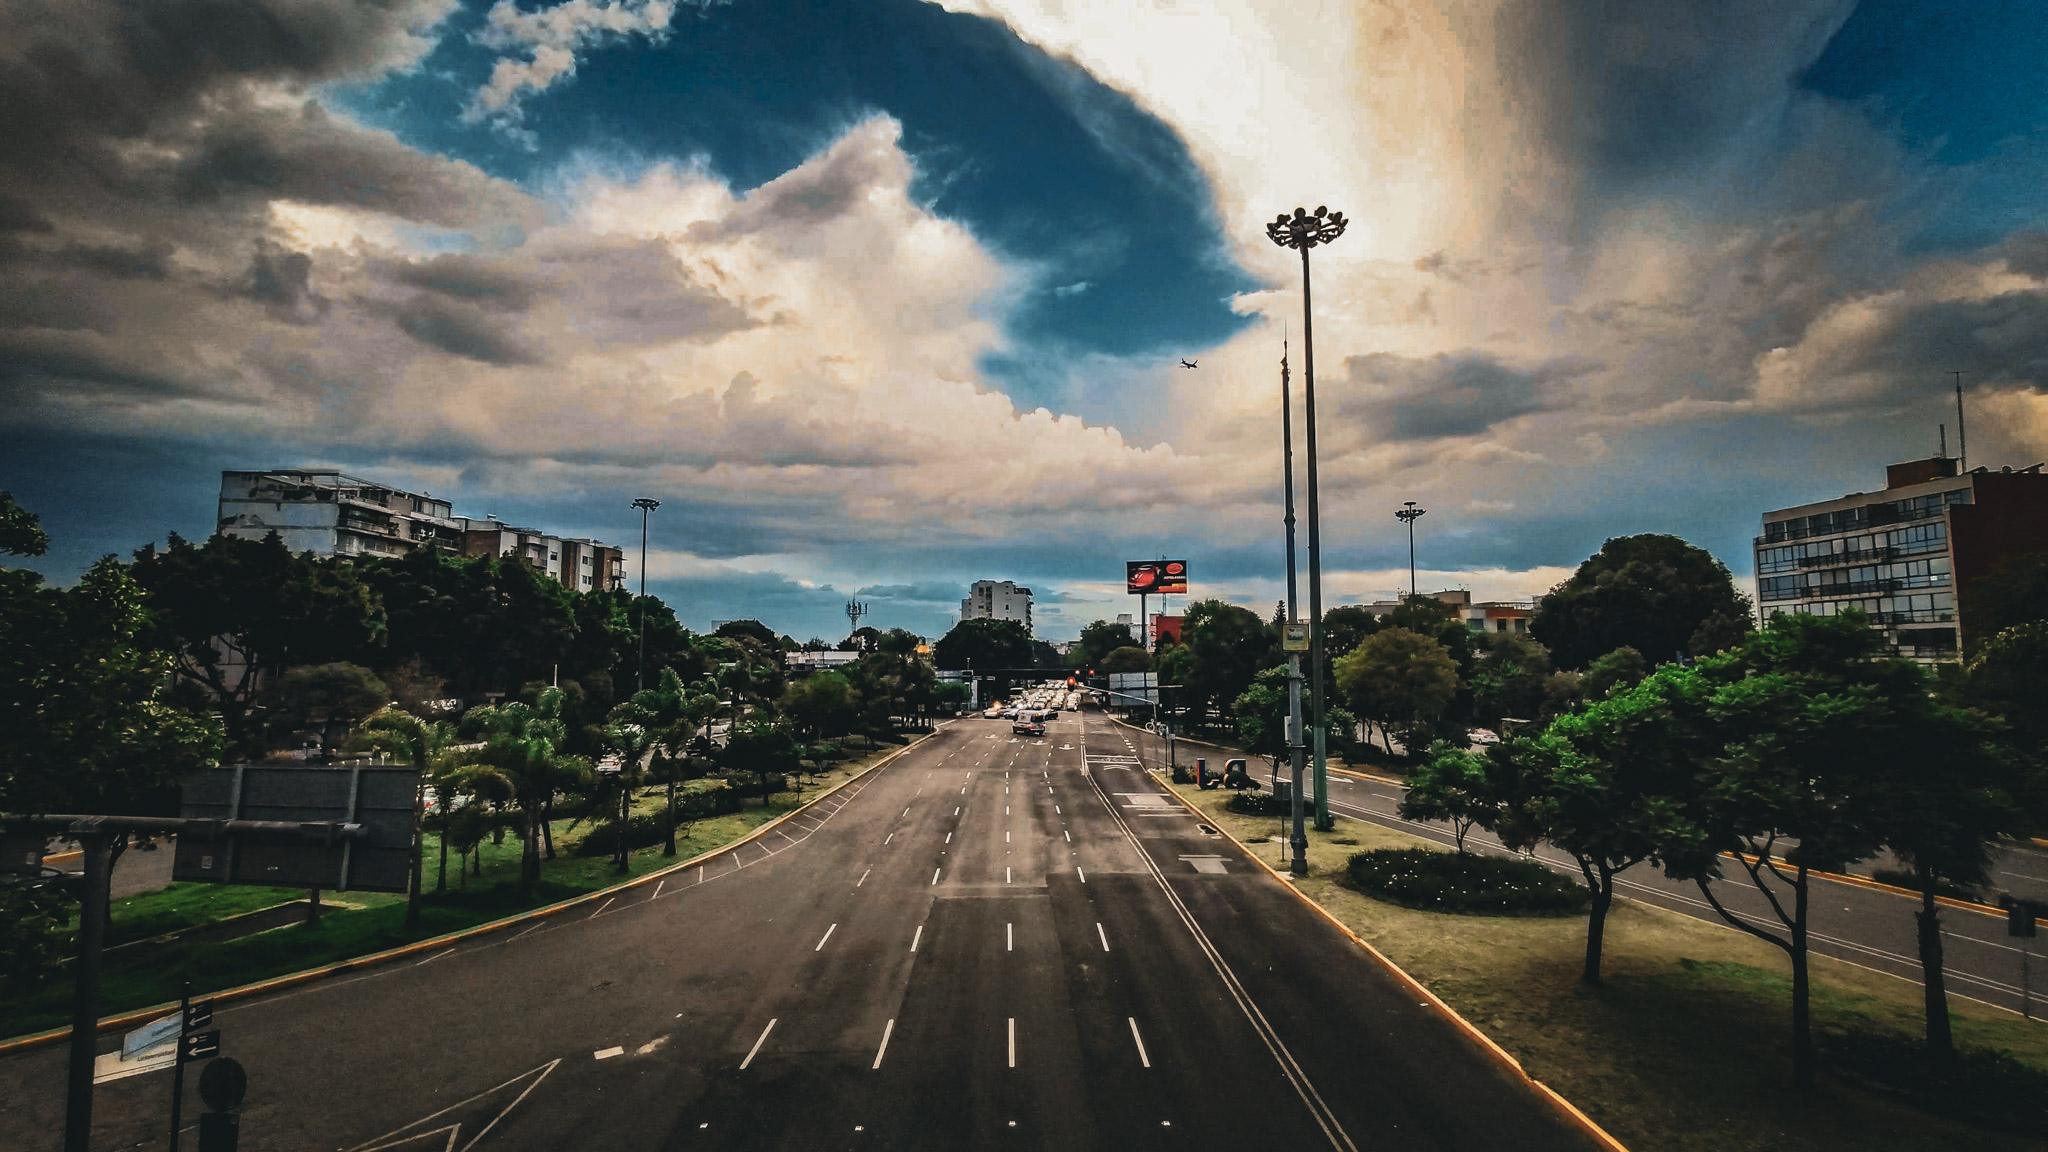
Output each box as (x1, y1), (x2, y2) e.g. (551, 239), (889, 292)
(1, 710), (1601, 1151)
(1121, 724), (2048, 1019)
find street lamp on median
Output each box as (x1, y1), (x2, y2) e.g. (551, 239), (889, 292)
(1267, 205), (1347, 832)
(632, 497), (660, 692)
(1396, 501), (1426, 600)
(1279, 338), (1309, 875)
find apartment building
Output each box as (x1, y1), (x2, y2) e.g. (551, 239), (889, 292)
(961, 579), (1033, 633)
(1755, 455), (2048, 660)
(216, 469), (623, 592)
(1362, 588), (1533, 635)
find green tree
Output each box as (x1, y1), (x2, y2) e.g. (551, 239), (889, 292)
(714, 619), (781, 648)
(1579, 646), (1648, 701)
(353, 707), (459, 929)
(1961, 550), (2048, 649)
(1098, 646), (1152, 675)
(1232, 666), (1294, 770)
(1321, 605), (1383, 665)
(1468, 632), (1551, 728)
(612, 668), (721, 854)
(1072, 620), (1137, 669)
(0, 492), (49, 557)
(596, 720), (656, 874)
(1399, 743), (1507, 852)
(266, 662), (390, 760)
(463, 687), (587, 894)
(784, 671), (858, 742)
(932, 618), (1033, 687)
(1334, 628), (1459, 754)
(1178, 600), (1277, 725)
(724, 720), (800, 805)
(1655, 612), (1906, 1087)
(1531, 534), (1751, 669)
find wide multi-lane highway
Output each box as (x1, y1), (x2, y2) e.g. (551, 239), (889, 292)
(1118, 724), (2048, 1019)
(2, 708), (1601, 1151)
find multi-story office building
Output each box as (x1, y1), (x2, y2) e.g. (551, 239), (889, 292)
(1755, 455), (2048, 660)
(960, 579), (1033, 633)
(216, 469), (623, 592)
(217, 469), (463, 560)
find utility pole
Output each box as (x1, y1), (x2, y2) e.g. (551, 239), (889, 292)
(632, 498), (660, 692)
(1279, 338), (1309, 874)
(1397, 501), (1427, 599)
(1268, 206), (1347, 832)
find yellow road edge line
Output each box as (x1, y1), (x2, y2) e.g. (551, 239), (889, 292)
(0, 727), (945, 1055)
(1155, 776), (1630, 1152)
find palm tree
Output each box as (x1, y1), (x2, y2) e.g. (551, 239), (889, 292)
(598, 720), (655, 874)
(356, 706), (459, 930)
(612, 668), (720, 855)
(463, 687), (586, 895)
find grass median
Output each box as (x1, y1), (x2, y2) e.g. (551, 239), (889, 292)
(1172, 780), (2048, 1152)
(2, 743), (905, 1041)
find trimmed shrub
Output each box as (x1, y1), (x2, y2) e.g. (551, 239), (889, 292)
(571, 813), (667, 857)
(1226, 791), (1284, 817)
(1342, 848), (1588, 916)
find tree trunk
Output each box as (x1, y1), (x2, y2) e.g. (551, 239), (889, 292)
(1915, 863), (1955, 1064)
(404, 778), (425, 931)
(664, 778), (678, 856)
(1791, 866), (1813, 1088)
(540, 797), (556, 860)
(436, 810), (450, 894)
(615, 787), (630, 874)
(1582, 867), (1613, 985)
(520, 809), (539, 894)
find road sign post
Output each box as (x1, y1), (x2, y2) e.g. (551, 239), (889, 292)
(2007, 898), (2040, 1018)
(198, 1056), (246, 1152)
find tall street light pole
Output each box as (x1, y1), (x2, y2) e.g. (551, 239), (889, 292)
(1280, 339), (1309, 875)
(632, 497), (660, 692)
(1268, 205), (1346, 832)
(1397, 501), (1426, 600)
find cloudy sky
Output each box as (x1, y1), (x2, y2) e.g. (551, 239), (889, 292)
(4, 0), (2044, 641)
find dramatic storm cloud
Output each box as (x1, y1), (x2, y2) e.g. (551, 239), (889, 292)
(4, 0), (2044, 638)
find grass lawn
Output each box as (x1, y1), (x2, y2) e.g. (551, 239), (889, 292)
(1173, 781), (2048, 1152)
(1, 742), (909, 1040)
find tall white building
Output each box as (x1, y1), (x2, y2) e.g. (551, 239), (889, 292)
(961, 579), (1033, 633)
(217, 469), (461, 559)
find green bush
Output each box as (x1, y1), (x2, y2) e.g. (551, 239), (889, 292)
(570, 813), (667, 857)
(1824, 1031), (2048, 1132)
(1226, 791), (1283, 817)
(1342, 848), (1588, 916)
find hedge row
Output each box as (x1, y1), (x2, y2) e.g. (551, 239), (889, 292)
(1342, 848), (1588, 916)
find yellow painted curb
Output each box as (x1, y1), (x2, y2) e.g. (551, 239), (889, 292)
(1160, 779), (1631, 1152)
(0, 728), (945, 1055)
(1728, 852), (2047, 928)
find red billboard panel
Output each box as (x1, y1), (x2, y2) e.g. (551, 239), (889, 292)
(1126, 559), (1189, 595)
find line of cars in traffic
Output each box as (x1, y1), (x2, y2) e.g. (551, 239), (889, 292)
(984, 682), (1081, 737)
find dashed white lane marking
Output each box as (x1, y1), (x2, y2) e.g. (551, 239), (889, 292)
(815, 923), (838, 951)
(697, 865), (706, 885)
(413, 948), (456, 967)
(955, 806), (961, 816)
(1008, 1018), (1017, 1068)
(592, 897), (617, 917)
(1006, 831), (1011, 844)
(885, 832), (894, 845)
(946, 831), (953, 844)
(1065, 830), (1072, 843)
(1097, 922), (1110, 952)
(1055, 805), (1061, 815)
(594, 1046), (625, 1060)
(653, 878), (666, 900)
(902, 807), (912, 819)
(911, 924), (924, 952)
(513, 922), (547, 941)
(1077, 866), (1087, 883)
(1005, 805), (1010, 816)
(1128, 1018), (1151, 1068)
(857, 869), (871, 887)
(1007, 922), (1013, 952)
(872, 1019), (895, 1070)
(932, 867), (943, 886)
(1006, 866), (1013, 884)
(740, 1020), (777, 1070)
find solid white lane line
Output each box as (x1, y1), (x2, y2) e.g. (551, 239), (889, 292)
(1007, 922), (1013, 951)
(872, 1019), (895, 1070)
(815, 923), (838, 951)
(1097, 922), (1110, 952)
(513, 922), (547, 941)
(595, 1046), (625, 1060)
(1128, 1018), (1151, 1068)
(911, 924), (924, 952)
(414, 948), (456, 967)
(739, 1020), (777, 1070)
(1008, 1018), (1017, 1068)
(932, 867), (942, 886)
(857, 869), (871, 887)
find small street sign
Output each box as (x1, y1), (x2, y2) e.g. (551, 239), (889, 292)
(122, 1013), (181, 1060)
(184, 1000), (214, 1032)
(180, 1030), (221, 1061)
(1282, 621), (1310, 653)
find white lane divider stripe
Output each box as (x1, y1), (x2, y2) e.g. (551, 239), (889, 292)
(592, 897), (616, 917)
(911, 923), (924, 952)
(1097, 922), (1110, 952)
(1006, 866), (1012, 884)
(857, 868), (871, 887)
(1007, 922), (1013, 951)
(1008, 1018), (1017, 1068)
(594, 1046), (624, 1060)
(1077, 866), (1087, 883)
(653, 879), (666, 900)
(815, 923), (838, 951)
(1065, 830), (1072, 842)
(902, 807), (912, 819)
(872, 1019), (895, 1070)
(885, 832), (894, 845)
(946, 831), (953, 844)
(932, 867), (942, 886)
(1128, 1018), (1151, 1068)
(740, 1019), (777, 1070)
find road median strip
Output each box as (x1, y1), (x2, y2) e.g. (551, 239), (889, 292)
(0, 726), (946, 1055)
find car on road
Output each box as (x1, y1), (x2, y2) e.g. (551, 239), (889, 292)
(1466, 728), (1501, 746)
(983, 707), (1004, 719)
(1012, 717), (1046, 736)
